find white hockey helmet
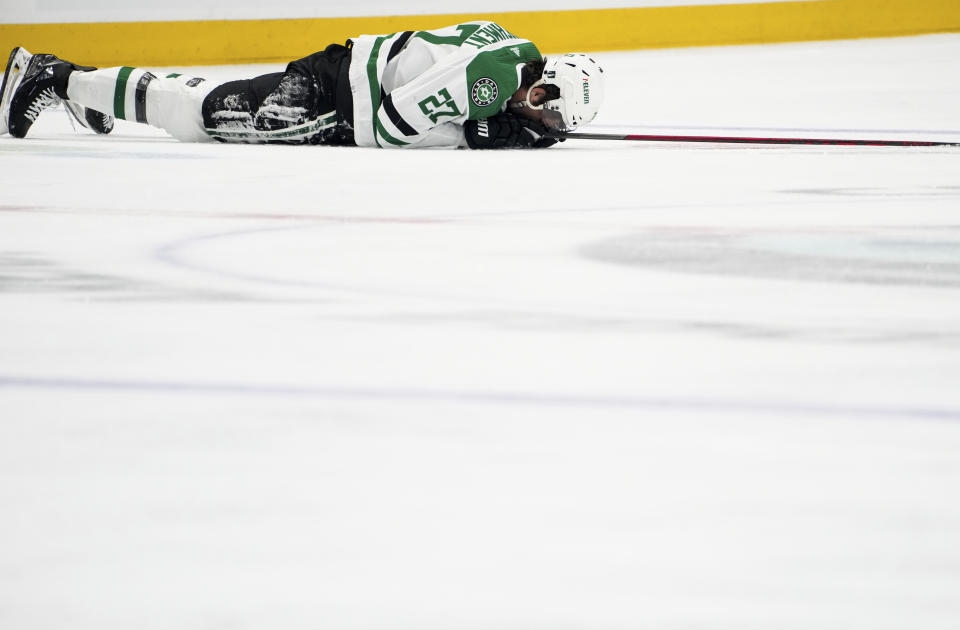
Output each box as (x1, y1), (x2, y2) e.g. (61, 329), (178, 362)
(539, 53), (605, 130)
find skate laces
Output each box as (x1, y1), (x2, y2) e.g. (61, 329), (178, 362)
(25, 87), (60, 122)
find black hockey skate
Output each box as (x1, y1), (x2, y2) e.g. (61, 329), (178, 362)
(64, 100), (115, 135)
(0, 47), (31, 135)
(2, 47), (114, 138)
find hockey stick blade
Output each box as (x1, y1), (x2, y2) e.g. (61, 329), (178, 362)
(548, 132), (960, 147)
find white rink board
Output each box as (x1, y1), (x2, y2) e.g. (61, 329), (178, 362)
(2, 35), (960, 630)
(5, 0), (804, 24)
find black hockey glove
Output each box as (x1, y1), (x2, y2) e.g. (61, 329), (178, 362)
(464, 112), (560, 149)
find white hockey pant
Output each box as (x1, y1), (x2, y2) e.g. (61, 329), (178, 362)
(66, 67), (215, 142)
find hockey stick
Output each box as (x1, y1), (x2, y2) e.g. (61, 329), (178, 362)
(548, 131), (960, 147)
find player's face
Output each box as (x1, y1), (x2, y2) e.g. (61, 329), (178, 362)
(510, 87), (567, 131)
(513, 105), (567, 131)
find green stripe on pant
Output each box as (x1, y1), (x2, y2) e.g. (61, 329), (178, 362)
(113, 66), (134, 119)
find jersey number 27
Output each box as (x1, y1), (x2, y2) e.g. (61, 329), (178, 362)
(418, 88), (462, 124)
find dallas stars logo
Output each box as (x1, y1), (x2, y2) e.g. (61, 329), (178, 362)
(471, 78), (499, 107)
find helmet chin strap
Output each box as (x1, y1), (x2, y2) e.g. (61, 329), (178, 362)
(519, 78), (546, 110)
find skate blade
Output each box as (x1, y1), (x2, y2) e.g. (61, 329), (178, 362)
(0, 47), (33, 136)
(64, 100), (115, 135)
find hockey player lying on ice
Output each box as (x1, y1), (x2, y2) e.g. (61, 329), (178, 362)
(0, 22), (604, 149)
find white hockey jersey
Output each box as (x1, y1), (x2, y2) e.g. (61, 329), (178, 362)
(348, 22), (543, 148)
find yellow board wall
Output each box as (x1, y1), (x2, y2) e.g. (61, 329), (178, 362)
(1, 0), (959, 67)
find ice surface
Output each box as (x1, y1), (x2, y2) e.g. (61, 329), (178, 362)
(2, 35), (960, 630)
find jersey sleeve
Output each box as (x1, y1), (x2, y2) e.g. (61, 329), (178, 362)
(464, 42), (541, 120)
